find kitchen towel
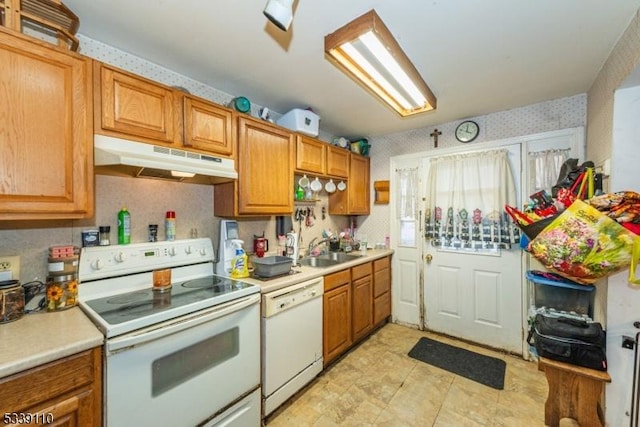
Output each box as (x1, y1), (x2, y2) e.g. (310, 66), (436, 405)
(408, 337), (506, 390)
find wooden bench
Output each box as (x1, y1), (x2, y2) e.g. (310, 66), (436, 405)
(538, 357), (611, 427)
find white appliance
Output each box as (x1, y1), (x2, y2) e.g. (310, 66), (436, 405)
(94, 135), (238, 182)
(217, 219), (240, 276)
(261, 277), (324, 416)
(78, 238), (261, 427)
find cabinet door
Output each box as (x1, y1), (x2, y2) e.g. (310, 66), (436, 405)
(296, 135), (326, 174)
(348, 153), (370, 214)
(323, 284), (352, 366)
(97, 63), (180, 145)
(328, 152), (370, 215)
(352, 274), (373, 342)
(327, 146), (349, 178)
(373, 257), (391, 325)
(0, 32), (93, 220)
(237, 116), (294, 214)
(183, 96), (234, 157)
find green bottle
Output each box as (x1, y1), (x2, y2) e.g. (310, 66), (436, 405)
(118, 207), (131, 244)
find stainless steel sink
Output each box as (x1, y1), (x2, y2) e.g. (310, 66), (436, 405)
(298, 257), (340, 268)
(298, 252), (363, 268)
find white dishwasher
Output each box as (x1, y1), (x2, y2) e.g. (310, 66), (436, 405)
(261, 276), (324, 417)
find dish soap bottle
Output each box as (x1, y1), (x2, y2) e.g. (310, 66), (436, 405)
(117, 207), (131, 245)
(230, 239), (249, 279)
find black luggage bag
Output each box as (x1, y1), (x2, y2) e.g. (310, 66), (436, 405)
(527, 313), (607, 371)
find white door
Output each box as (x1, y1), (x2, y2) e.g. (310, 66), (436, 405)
(422, 145), (524, 353)
(390, 156), (422, 327)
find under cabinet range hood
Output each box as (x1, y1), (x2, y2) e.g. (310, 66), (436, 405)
(94, 135), (237, 184)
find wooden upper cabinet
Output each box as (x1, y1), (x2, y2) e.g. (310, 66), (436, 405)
(214, 115), (294, 216)
(296, 135), (326, 175)
(349, 153), (370, 214)
(327, 146), (349, 178)
(183, 95), (234, 157)
(95, 62), (181, 146)
(328, 152), (370, 215)
(0, 30), (94, 220)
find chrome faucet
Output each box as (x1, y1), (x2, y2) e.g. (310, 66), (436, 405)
(308, 237), (330, 255)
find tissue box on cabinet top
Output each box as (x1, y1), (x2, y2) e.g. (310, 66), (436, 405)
(277, 109), (320, 136)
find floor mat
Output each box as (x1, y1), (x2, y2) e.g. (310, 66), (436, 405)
(408, 337), (506, 390)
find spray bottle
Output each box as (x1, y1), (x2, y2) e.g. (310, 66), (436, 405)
(230, 239), (249, 279)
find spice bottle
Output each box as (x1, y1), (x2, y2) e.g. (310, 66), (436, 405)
(117, 207), (131, 244)
(165, 211), (176, 241)
(99, 226), (111, 246)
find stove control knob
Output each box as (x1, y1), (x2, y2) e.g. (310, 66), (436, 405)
(185, 245), (193, 254)
(168, 247), (177, 256)
(199, 247), (208, 256)
(91, 258), (104, 270)
(114, 252), (126, 263)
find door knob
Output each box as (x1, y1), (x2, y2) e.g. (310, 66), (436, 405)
(425, 254), (433, 263)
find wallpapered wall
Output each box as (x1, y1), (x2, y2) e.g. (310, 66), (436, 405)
(587, 8), (640, 167)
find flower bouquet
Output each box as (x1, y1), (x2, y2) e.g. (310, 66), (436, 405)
(529, 200), (636, 284)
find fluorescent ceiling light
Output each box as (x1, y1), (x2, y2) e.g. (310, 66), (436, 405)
(325, 9), (437, 117)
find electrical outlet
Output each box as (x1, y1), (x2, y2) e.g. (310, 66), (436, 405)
(0, 256), (20, 281)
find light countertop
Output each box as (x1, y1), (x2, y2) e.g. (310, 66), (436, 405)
(0, 249), (392, 379)
(0, 307), (104, 379)
(246, 249), (393, 294)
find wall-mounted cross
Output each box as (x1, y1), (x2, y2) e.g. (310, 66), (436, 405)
(430, 128), (442, 148)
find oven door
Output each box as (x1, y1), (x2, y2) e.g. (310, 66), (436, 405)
(104, 293), (260, 427)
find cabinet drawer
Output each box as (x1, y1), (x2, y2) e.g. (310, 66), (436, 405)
(374, 256), (390, 272)
(324, 269), (351, 292)
(374, 268), (390, 297)
(0, 348), (100, 413)
(351, 262), (372, 281)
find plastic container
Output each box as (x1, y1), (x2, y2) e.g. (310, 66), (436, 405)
(165, 211), (176, 241)
(252, 256), (293, 278)
(527, 271), (594, 317)
(276, 109), (320, 137)
(118, 207), (131, 244)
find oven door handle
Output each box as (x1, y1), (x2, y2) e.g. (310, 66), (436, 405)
(107, 293), (260, 355)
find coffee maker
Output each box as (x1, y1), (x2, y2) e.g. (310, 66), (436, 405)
(216, 219), (239, 276)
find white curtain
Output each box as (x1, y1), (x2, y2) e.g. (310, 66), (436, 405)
(396, 167), (419, 247)
(529, 148), (570, 194)
(425, 149), (519, 249)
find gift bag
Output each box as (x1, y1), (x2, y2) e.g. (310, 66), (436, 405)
(529, 200), (636, 284)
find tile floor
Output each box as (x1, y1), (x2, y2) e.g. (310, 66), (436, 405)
(266, 322), (549, 426)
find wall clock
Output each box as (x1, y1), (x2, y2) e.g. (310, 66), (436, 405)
(455, 120), (479, 143)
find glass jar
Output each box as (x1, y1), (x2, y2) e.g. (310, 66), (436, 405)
(46, 275), (78, 312)
(0, 280), (25, 323)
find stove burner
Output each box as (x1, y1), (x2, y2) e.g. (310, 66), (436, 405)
(107, 291), (149, 305)
(181, 277), (223, 288)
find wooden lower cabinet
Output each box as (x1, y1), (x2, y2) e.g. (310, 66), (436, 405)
(323, 260), (389, 367)
(351, 262), (373, 342)
(323, 269), (352, 366)
(373, 256), (392, 325)
(0, 347), (102, 426)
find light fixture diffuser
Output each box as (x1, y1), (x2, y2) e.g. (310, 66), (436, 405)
(325, 10), (437, 116)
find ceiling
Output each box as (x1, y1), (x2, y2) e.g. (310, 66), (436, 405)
(63, 0), (640, 140)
